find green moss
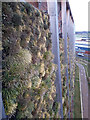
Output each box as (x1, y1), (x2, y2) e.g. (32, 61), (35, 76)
(44, 24), (48, 30)
(9, 3), (18, 12)
(2, 2), (58, 119)
(24, 3), (33, 15)
(12, 13), (22, 26)
(30, 16), (35, 22)
(35, 10), (40, 17)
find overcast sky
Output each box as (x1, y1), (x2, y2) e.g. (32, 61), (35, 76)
(69, 0), (89, 32)
(21, 0), (89, 32)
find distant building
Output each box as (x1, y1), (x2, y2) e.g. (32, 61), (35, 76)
(75, 40), (90, 54)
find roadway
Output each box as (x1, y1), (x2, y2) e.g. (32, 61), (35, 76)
(76, 62), (88, 118)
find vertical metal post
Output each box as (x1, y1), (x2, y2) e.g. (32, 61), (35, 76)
(67, 10), (72, 91)
(38, 0), (41, 10)
(67, 11), (73, 117)
(68, 10), (75, 117)
(0, 2), (6, 119)
(62, 0), (70, 118)
(0, 93), (2, 120)
(71, 19), (75, 118)
(47, 0), (63, 118)
(0, 1), (2, 119)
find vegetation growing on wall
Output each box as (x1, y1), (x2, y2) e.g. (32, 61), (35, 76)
(59, 38), (68, 118)
(2, 2), (60, 119)
(59, 36), (75, 118)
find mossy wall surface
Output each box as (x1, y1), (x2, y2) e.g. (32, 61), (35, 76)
(59, 36), (75, 118)
(2, 2), (60, 119)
